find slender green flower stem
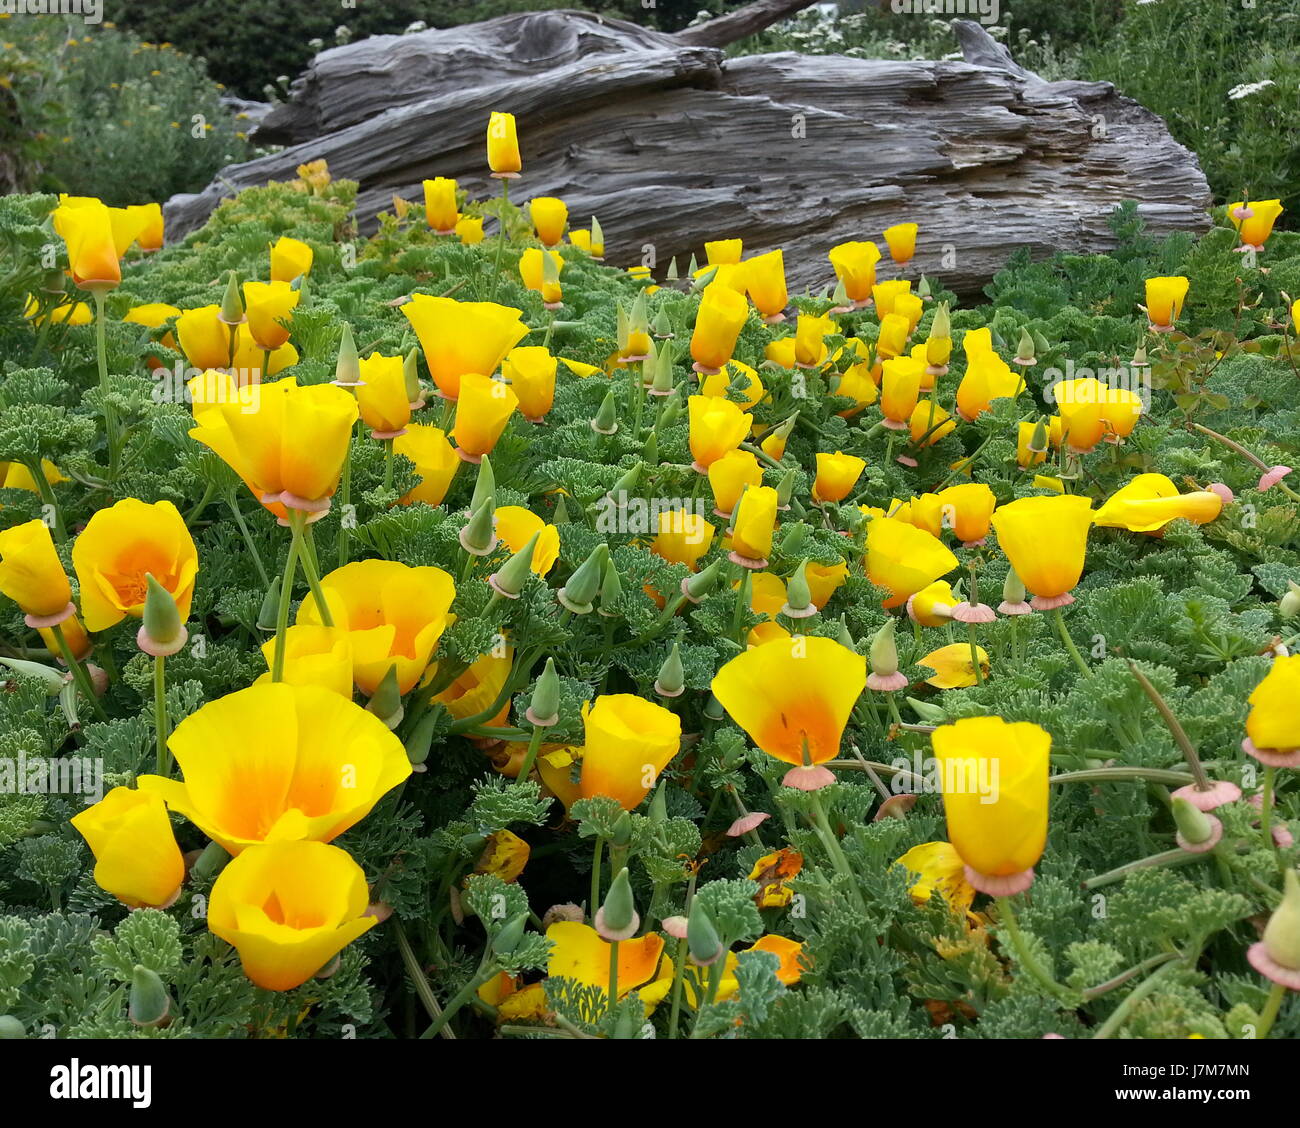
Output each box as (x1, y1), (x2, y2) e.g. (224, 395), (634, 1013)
(607, 939), (620, 1015)
(995, 896), (1075, 1004)
(589, 836), (605, 919)
(1082, 952), (1179, 1001)
(1081, 847), (1207, 890)
(488, 179), (511, 303)
(336, 423), (355, 569)
(666, 872), (697, 1040)
(1127, 660), (1211, 791)
(297, 520), (334, 628)
(514, 723), (547, 789)
(153, 654), (170, 776)
(270, 525), (304, 682)
(383, 439), (395, 491)
(1254, 981), (1287, 1039)
(393, 919), (451, 1036)
(1092, 959), (1182, 1039)
(50, 623), (107, 722)
(225, 492), (270, 588)
(91, 290), (120, 481)
(966, 622), (984, 686)
(1050, 767), (1195, 787)
(419, 958), (496, 1039)
(28, 465), (67, 542)
(1260, 765), (1282, 873)
(1053, 606), (1092, 679)
(807, 790), (868, 915)
(689, 959), (726, 1038)
(1008, 615), (1019, 667)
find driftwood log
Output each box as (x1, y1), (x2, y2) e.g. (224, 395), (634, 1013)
(166, 9), (1212, 295)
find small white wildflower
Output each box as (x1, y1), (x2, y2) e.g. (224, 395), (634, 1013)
(1227, 80), (1276, 101)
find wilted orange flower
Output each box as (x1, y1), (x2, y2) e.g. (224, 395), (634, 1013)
(748, 847), (803, 908)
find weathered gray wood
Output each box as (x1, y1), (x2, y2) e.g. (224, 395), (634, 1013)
(673, 0), (820, 48)
(165, 11), (1211, 296)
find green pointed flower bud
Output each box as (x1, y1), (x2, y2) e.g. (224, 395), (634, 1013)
(460, 499), (497, 556)
(591, 390), (619, 435)
(191, 840), (230, 881)
(527, 657), (560, 726)
(1261, 868), (1300, 974)
(641, 429), (659, 465)
(1014, 327), (1036, 364)
(0, 656), (67, 696)
(648, 783), (668, 824)
(140, 573), (186, 655)
(651, 343), (675, 394)
(608, 462), (641, 502)
(559, 543), (609, 614)
(404, 708), (439, 769)
(779, 520), (806, 558)
(665, 257), (679, 282)
(552, 492), (570, 525)
(686, 900), (724, 966)
(403, 347), (422, 403)
(1172, 797), (1216, 847)
(491, 531), (539, 598)
(366, 663), (404, 728)
(492, 914), (527, 957)
(218, 271), (244, 325)
(630, 290), (649, 336)
(599, 554), (623, 617)
(683, 559), (722, 601)
(784, 560), (813, 615)
(128, 965), (171, 1028)
(1131, 344), (1149, 368)
(597, 867), (638, 940)
(686, 253), (699, 277)
(1028, 417), (1050, 454)
(870, 618), (900, 677)
(257, 583), (281, 631)
(908, 697), (947, 725)
(542, 248), (561, 288)
(929, 301), (950, 341)
(917, 274), (932, 299)
(0, 1016), (25, 1039)
(655, 641), (685, 697)
(691, 265), (718, 292)
(611, 811), (633, 848)
(835, 614), (855, 650)
(775, 467), (799, 510)
(616, 302), (631, 355)
(704, 692), (725, 721)
(658, 392), (683, 428)
(335, 322), (361, 386)
(590, 215), (604, 256)
(1031, 329), (1051, 356)
(831, 277), (850, 308)
(1003, 568), (1027, 605)
(470, 454), (496, 514)
(652, 306), (673, 338)
(1280, 581), (1300, 620)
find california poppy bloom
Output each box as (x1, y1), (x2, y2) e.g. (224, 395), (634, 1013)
(865, 517), (958, 609)
(432, 647), (514, 727)
(895, 841), (977, 918)
(456, 217), (485, 245)
(711, 635), (865, 790)
(209, 840), (378, 991)
(989, 494), (1092, 609)
(709, 449), (763, 517)
(51, 197), (138, 290)
(298, 559), (456, 695)
(804, 559), (848, 608)
(578, 694), (682, 808)
(812, 451), (866, 503)
(690, 283), (749, 374)
(907, 579), (956, 626)
(423, 177), (460, 233)
(729, 484), (779, 568)
(1144, 276), (1189, 332)
(880, 356), (925, 429)
(651, 509), (715, 570)
(700, 360), (765, 411)
(688, 394), (750, 472)
(138, 682), (411, 854)
(355, 352), (412, 437)
(1053, 377), (1108, 452)
(933, 482), (997, 546)
(128, 202), (164, 252)
(919, 643), (990, 688)
(1229, 198), (1284, 250)
(451, 372), (519, 462)
(518, 247), (564, 306)
(71, 498), (198, 632)
(529, 197), (568, 246)
(883, 222), (918, 265)
(495, 505), (560, 575)
(177, 305), (236, 371)
(828, 240), (881, 305)
(956, 353), (1022, 421)
(502, 346), (558, 422)
(743, 249), (788, 322)
(270, 236), (313, 283)
(931, 716), (1050, 894)
(393, 425), (461, 506)
(545, 921), (665, 1007)
(875, 312), (911, 361)
(1093, 473), (1223, 534)
(71, 787), (184, 909)
(400, 295), (528, 401)
(487, 110), (522, 176)
(1243, 655), (1300, 767)
(256, 625), (354, 698)
(0, 518), (74, 622)
(705, 238), (743, 265)
(242, 281), (300, 352)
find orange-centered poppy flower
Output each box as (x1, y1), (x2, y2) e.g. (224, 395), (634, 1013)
(690, 283), (749, 374)
(865, 517), (958, 609)
(883, 222), (918, 265)
(270, 236), (314, 283)
(578, 694), (682, 809)
(828, 240), (881, 305)
(502, 345), (558, 422)
(688, 393), (750, 472)
(487, 110), (522, 175)
(530, 197), (568, 246)
(1229, 199), (1284, 250)
(451, 372), (519, 463)
(989, 494), (1092, 610)
(400, 295), (528, 401)
(812, 451), (866, 503)
(242, 281), (300, 352)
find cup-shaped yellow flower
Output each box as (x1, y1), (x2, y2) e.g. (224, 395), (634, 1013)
(1016, 421), (1049, 468)
(432, 647), (514, 727)
(257, 625), (354, 698)
(394, 424), (461, 506)
(298, 559), (456, 695)
(400, 295), (528, 401)
(794, 313), (835, 368)
(688, 393), (750, 472)
(828, 240), (881, 304)
(1093, 473), (1223, 534)
(813, 451), (866, 503)
(423, 176), (460, 233)
(907, 579), (956, 626)
(705, 238), (743, 266)
(71, 787), (185, 909)
(875, 311), (910, 361)
(495, 505), (560, 575)
(51, 198), (125, 291)
(872, 280), (912, 319)
(519, 247), (564, 305)
(934, 482), (997, 546)
(188, 376), (358, 518)
(242, 280), (300, 352)
(910, 399), (956, 446)
(270, 236), (313, 283)
(356, 352), (412, 437)
(487, 110), (522, 175)
(502, 345), (558, 422)
(1144, 276), (1189, 331)
(0, 518), (74, 621)
(834, 363), (879, 417)
(919, 642), (990, 688)
(1099, 385), (1143, 439)
(529, 197), (568, 246)
(1229, 199), (1284, 249)
(456, 216), (485, 245)
(883, 222), (918, 265)
(651, 509), (715, 570)
(743, 249), (787, 321)
(895, 841), (976, 918)
(451, 372), (519, 463)
(956, 353), (1023, 421)
(865, 516), (958, 609)
(577, 695), (682, 809)
(932, 716), (1050, 894)
(880, 356), (925, 428)
(138, 683), (411, 854)
(894, 292), (924, 335)
(804, 560), (848, 608)
(128, 202), (164, 252)
(690, 283), (749, 373)
(209, 840), (378, 991)
(176, 305), (235, 371)
(1053, 377), (1108, 452)
(989, 494), (1092, 609)
(1243, 655), (1300, 766)
(729, 484), (778, 567)
(71, 499), (197, 632)
(712, 635), (865, 790)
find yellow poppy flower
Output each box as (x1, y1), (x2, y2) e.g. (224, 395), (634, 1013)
(709, 449), (763, 516)
(1099, 386), (1143, 439)
(51, 197), (138, 290)
(743, 249), (787, 320)
(883, 222), (918, 265)
(495, 505), (560, 575)
(269, 236), (313, 283)
(176, 305), (235, 371)
(1229, 199), (1284, 248)
(432, 647), (514, 727)
(933, 482), (997, 545)
(71, 786), (184, 909)
(473, 829), (530, 883)
(423, 176), (460, 233)
(690, 283), (749, 373)
(400, 295), (528, 400)
(298, 559), (456, 695)
(0, 518), (73, 620)
(865, 516), (958, 609)
(456, 216), (485, 245)
(794, 312), (836, 367)
(545, 921), (664, 1001)
(748, 847), (803, 908)
(895, 841), (976, 917)
(894, 292), (924, 335)
(1053, 377), (1109, 452)
(1245, 655), (1300, 754)
(208, 840), (377, 991)
(880, 355), (924, 427)
(833, 361), (880, 417)
(256, 625), (354, 698)
(908, 579), (956, 627)
(1016, 420), (1049, 468)
(651, 509), (715, 569)
(688, 393), (750, 471)
(956, 353), (1022, 421)
(1093, 473), (1223, 534)
(519, 247), (564, 304)
(1144, 276), (1189, 329)
(700, 359), (765, 411)
(529, 197), (567, 246)
(989, 494), (1092, 607)
(22, 294), (92, 325)
(875, 311), (911, 360)
(909, 399), (955, 446)
(919, 642), (990, 688)
(502, 345), (557, 422)
(355, 352), (412, 436)
(138, 682), (411, 854)
(124, 301), (180, 336)
(828, 240), (881, 304)
(804, 560), (848, 608)
(813, 451), (866, 503)
(579, 694), (682, 809)
(931, 716), (1050, 890)
(705, 238), (743, 265)
(451, 372), (519, 461)
(240, 280), (299, 353)
(730, 484), (778, 565)
(127, 201), (164, 251)
(487, 110), (522, 175)
(394, 424), (461, 506)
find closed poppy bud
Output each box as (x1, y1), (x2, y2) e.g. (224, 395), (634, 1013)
(1017, 420), (1049, 468)
(744, 248), (787, 321)
(0, 519), (73, 621)
(794, 312), (835, 368)
(687, 901), (724, 966)
(880, 356), (925, 428)
(654, 641), (685, 698)
(70, 786), (184, 909)
(828, 240), (881, 304)
(709, 449), (763, 517)
(518, 247), (564, 305)
(72, 499), (198, 633)
(691, 283), (749, 373)
(579, 694), (681, 809)
(883, 222), (918, 265)
(711, 635), (865, 790)
(298, 560), (454, 695)
(209, 840), (378, 991)
(423, 177), (460, 233)
(456, 216), (485, 245)
(242, 280), (299, 352)
(559, 543), (609, 614)
(270, 236), (313, 284)
(875, 312), (911, 360)
(356, 352), (411, 437)
(140, 573), (186, 656)
(502, 345), (557, 422)
(1093, 472), (1223, 534)
(128, 965), (171, 1028)
(1229, 198), (1284, 249)
(932, 716), (1050, 894)
(1243, 654), (1300, 763)
(529, 197), (567, 246)
(652, 509), (714, 570)
(139, 683), (412, 854)
(730, 484), (778, 567)
(990, 494), (1092, 609)
(1280, 581), (1300, 621)
(401, 295), (527, 401)
(688, 393), (749, 472)
(487, 110), (521, 175)
(334, 323), (361, 386)
(760, 412), (799, 459)
(866, 516), (958, 609)
(394, 424), (460, 506)
(128, 202), (165, 252)
(528, 656), (561, 726)
(813, 451), (866, 503)
(1144, 276), (1189, 330)
(51, 198), (124, 291)
(452, 372), (519, 462)
(596, 867), (638, 940)
(1249, 868), (1300, 990)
